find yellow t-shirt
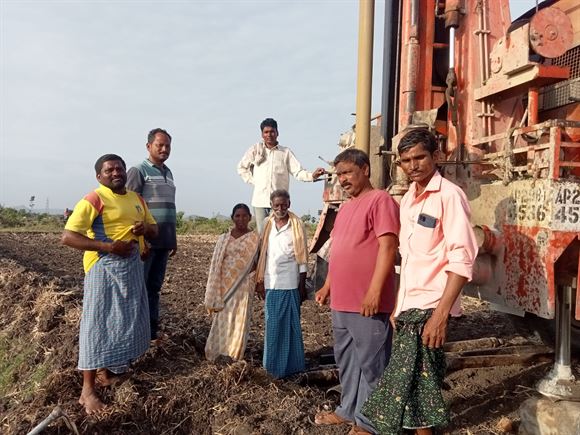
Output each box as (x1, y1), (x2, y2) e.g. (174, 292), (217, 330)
(65, 184), (156, 273)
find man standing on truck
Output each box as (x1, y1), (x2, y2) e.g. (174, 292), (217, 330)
(127, 128), (177, 343)
(62, 154), (158, 414)
(237, 118), (325, 233)
(362, 128), (477, 434)
(315, 148), (400, 435)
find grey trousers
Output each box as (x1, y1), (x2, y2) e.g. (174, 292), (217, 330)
(253, 207), (271, 233)
(332, 310), (392, 434)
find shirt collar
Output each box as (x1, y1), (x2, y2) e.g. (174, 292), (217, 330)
(409, 170), (442, 199)
(145, 158), (167, 171)
(261, 140), (280, 151)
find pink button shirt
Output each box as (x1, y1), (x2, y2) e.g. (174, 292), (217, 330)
(394, 171), (478, 317)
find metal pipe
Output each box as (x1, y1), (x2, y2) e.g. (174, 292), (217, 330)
(449, 27), (455, 69)
(482, 0), (493, 137)
(476, 1), (488, 138)
(355, 0), (375, 154)
(380, 0), (401, 151)
(555, 285), (572, 368)
(528, 87), (539, 126)
(403, 0), (419, 127)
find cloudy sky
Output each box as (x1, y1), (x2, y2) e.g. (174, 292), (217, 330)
(0, 0), (536, 217)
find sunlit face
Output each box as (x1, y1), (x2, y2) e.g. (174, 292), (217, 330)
(399, 143), (438, 186)
(232, 207), (251, 231)
(271, 196), (290, 220)
(335, 161), (370, 198)
(261, 126), (278, 148)
(97, 160), (127, 193)
(147, 133), (171, 165)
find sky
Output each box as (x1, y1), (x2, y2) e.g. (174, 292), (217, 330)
(0, 0), (537, 217)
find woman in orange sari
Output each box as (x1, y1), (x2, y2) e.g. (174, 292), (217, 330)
(204, 203), (259, 361)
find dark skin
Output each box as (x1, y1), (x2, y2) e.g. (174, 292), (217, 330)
(255, 196), (307, 303)
(61, 158), (158, 414)
(315, 161), (398, 316)
(146, 132), (177, 257)
(396, 143), (467, 351)
(207, 208), (253, 315)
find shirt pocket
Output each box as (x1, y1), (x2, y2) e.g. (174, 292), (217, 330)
(409, 221), (441, 255)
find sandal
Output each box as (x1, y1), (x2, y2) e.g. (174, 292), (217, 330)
(314, 411), (351, 425)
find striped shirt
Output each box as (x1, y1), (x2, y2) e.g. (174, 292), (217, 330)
(127, 159), (177, 249)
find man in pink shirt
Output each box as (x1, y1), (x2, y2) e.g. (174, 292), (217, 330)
(363, 128), (477, 434)
(314, 148), (400, 435)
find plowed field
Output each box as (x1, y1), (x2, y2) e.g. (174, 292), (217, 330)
(0, 232), (564, 434)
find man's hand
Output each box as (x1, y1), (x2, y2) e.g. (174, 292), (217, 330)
(312, 167), (326, 180)
(170, 247), (177, 257)
(315, 285), (330, 306)
(298, 283), (307, 304)
(421, 310), (449, 348)
(360, 288), (381, 317)
(255, 281), (265, 300)
(132, 221), (145, 236)
(389, 312), (397, 330)
(109, 240), (135, 257)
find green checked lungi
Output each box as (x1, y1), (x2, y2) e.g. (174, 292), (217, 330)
(362, 308), (449, 434)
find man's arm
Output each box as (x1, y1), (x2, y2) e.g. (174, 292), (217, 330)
(360, 233), (398, 317)
(315, 274), (331, 305)
(61, 229), (134, 257)
(126, 167), (144, 194)
(422, 188), (477, 348)
(421, 273), (467, 348)
(237, 146), (255, 184)
(287, 150), (325, 181)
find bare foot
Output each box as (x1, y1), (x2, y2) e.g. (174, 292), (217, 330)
(95, 368), (128, 387)
(79, 391), (106, 414)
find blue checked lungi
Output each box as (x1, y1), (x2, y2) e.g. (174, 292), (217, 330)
(78, 249), (150, 373)
(263, 288), (305, 378)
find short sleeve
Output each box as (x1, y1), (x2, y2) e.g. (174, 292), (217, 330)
(64, 199), (99, 235)
(370, 192), (400, 239)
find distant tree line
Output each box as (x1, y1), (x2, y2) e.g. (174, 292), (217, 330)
(0, 206), (319, 236)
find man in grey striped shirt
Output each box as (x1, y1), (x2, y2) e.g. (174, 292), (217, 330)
(127, 128), (177, 342)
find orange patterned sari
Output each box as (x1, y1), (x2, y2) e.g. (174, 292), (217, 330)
(204, 230), (259, 361)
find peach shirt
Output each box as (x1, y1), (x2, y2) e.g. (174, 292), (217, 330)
(394, 171), (478, 317)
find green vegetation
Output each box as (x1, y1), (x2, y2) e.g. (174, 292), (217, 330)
(0, 206), (64, 232)
(176, 212), (233, 235)
(0, 206), (318, 236)
(0, 334), (34, 400)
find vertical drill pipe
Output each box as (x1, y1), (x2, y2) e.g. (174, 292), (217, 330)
(355, 0), (375, 154)
(403, 0), (419, 127)
(380, 0), (402, 151)
(555, 285), (572, 368)
(528, 87), (539, 126)
(477, 1), (488, 138)
(482, 0), (492, 136)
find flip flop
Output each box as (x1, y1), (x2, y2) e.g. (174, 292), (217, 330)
(314, 411), (351, 425)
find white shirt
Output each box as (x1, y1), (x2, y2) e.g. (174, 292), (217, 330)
(237, 142), (314, 207)
(264, 220), (308, 290)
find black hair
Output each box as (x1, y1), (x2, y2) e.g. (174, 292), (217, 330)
(147, 128), (172, 144)
(333, 148), (371, 177)
(270, 189), (290, 202)
(398, 128), (438, 155)
(231, 203), (251, 219)
(94, 154), (126, 174)
(260, 118), (278, 132)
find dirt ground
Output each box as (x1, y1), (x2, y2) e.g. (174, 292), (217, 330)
(0, 232), (573, 434)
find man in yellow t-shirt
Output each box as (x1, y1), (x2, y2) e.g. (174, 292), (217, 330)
(62, 153), (158, 415)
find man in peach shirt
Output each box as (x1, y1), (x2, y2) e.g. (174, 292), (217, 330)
(363, 128), (477, 435)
